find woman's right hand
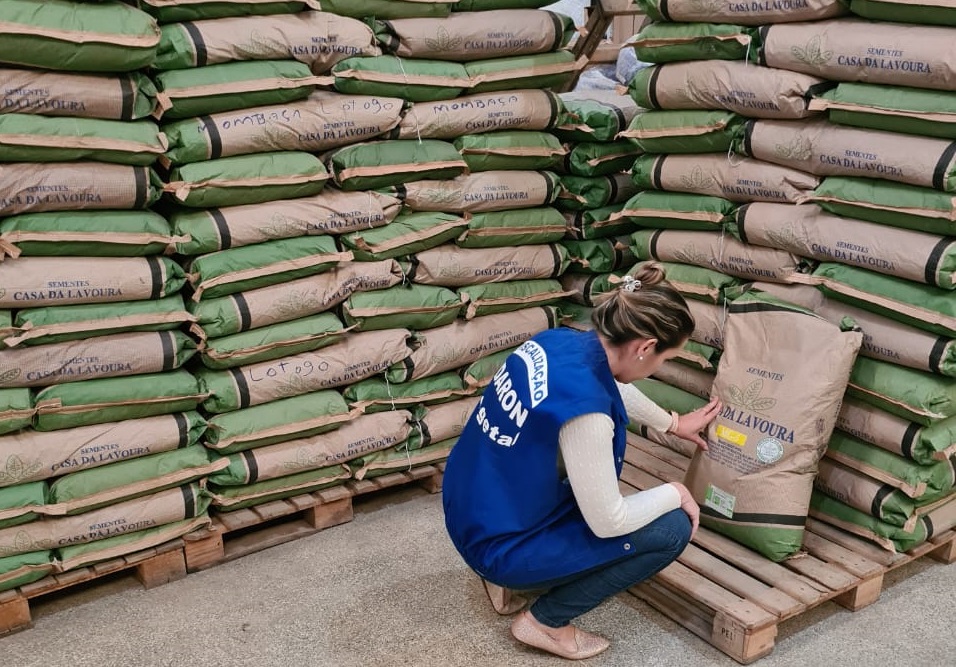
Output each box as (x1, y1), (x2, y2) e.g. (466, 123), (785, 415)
(670, 482), (700, 538)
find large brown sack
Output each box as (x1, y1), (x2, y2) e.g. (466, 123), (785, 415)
(0, 163), (159, 216)
(0, 413), (204, 487)
(735, 203), (956, 288)
(685, 299), (726, 349)
(394, 89), (563, 140)
(632, 229), (806, 283)
(0, 331), (195, 388)
(0, 68), (156, 121)
(387, 306), (560, 382)
(417, 396), (481, 446)
(395, 170), (560, 213)
(739, 119), (956, 191)
(837, 398), (956, 465)
(406, 244), (569, 287)
(634, 154), (819, 203)
(633, 61), (829, 119)
(685, 291), (862, 561)
(158, 12), (380, 73)
(652, 361), (715, 401)
(638, 0), (847, 24)
(0, 256), (183, 309)
(749, 281), (956, 376)
(759, 19), (956, 92)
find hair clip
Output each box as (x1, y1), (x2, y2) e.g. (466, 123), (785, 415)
(621, 275), (642, 292)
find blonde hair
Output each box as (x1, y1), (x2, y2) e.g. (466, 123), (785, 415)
(590, 261), (694, 352)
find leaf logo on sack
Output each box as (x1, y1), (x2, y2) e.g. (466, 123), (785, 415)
(726, 379), (777, 414)
(690, 0), (723, 13)
(421, 185), (462, 206)
(791, 36), (832, 67)
(765, 222), (805, 251)
(426, 27), (463, 54)
(0, 368), (21, 384)
(679, 166), (716, 193)
(262, 214), (303, 240)
(676, 76), (706, 105)
(0, 288), (5, 300)
(673, 244), (708, 268)
(236, 30), (285, 59)
(0, 531), (53, 558)
(0, 455), (43, 486)
(773, 136), (812, 162)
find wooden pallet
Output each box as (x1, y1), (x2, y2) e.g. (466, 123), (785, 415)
(0, 538), (187, 637)
(183, 463), (445, 572)
(558, 0), (648, 92)
(622, 434), (956, 664)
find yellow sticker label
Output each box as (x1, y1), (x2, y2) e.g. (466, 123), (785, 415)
(716, 425), (747, 447)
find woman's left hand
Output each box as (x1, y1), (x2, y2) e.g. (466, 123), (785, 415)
(673, 397), (721, 451)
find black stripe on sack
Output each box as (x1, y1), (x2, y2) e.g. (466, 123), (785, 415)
(736, 204), (751, 245)
(394, 183), (407, 201)
(924, 236), (952, 287)
(929, 337), (949, 375)
(399, 356), (415, 382)
(173, 412), (189, 449)
(544, 305), (559, 328)
(159, 331), (175, 372)
(119, 75), (134, 121)
(230, 368), (252, 409)
(728, 301), (798, 315)
(548, 243), (563, 278)
(405, 256), (419, 283)
(743, 119), (756, 158)
(609, 104), (627, 135)
(419, 420), (433, 447)
(923, 514), (935, 540)
(583, 274), (598, 305)
(612, 242), (625, 270)
(647, 66), (663, 109)
(606, 175), (619, 205)
(871, 484), (896, 520)
(242, 450), (260, 484)
(649, 229), (662, 259)
(209, 209), (232, 250)
(901, 421), (920, 460)
(652, 155), (665, 190)
(547, 12), (564, 53)
(543, 172), (556, 205)
(233, 292), (253, 332)
(546, 91), (560, 128)
(182, 22), (208, 68)
(180, 484), (196, 518)
(381, 21), (400, 54)
(133, 166), (147, 210)
(932, 142), (956, 191)
(659, 0), (672, 21)
(757, 26), (770, 66)
(146, 256), (164, 300)
(200, 115), (223, 160)
(699, 506), (807, 526)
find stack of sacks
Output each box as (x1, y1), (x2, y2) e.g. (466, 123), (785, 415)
(319, 2), (581, 478)
(0, 0), (222, 585)
(553, 91), (642, 328)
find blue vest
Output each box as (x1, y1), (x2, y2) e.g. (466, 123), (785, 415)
(442, 328), (631, 588)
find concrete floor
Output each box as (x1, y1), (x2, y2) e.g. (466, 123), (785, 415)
(4, 486), (955, 667)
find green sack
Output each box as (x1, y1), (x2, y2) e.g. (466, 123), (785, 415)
(654, 261), (745, 304)
(343, 284), (463, 332)
(453, 0), (553, 8)
(165, 152), (329, 208)
(557, 174), (639, 212)
(827, 431), (956, 503)
(838, 398), (956, 466)
(339, 211), (467, 261)
(204, 390), (354, 454)
(0, 389), (33, 436)
(0, 482), (46, 530)
(812, 83), (956, 140)
(621, 110), (745, 154)
(0, 210), (178, 258)
(187, 235), (349, 301)
(154, 60), (319, 120)
(634, 0), (849, 24)
(209, 465), (350, 511)
(461, 347), (514, 389)
(465, 51), (582, 94)
(559, 272), (623, 307)
(9, 296), (193, 348)
(0, 550), (54, 593)
(630, 22), (757, 64)
(0, 0), (161, 73)
(200, 312), (350, 370)
(352, 438), (453, 480)
(333, 56), (469, 102)
(619, 191), (736, 231)
(321, 0), (453, 19)
(848, 0), (956, 27)
(812, 262), (956, 339)
(633, 377), (707, 416)
(848, 356), (956, 426)
(565, 141), (642, 178)
(329, 139), (467, 191)
(811, 177), (956, 236)
(454, 131), (565, 172)
(563, 204), (632, 240)
(0, 68), (157, 121)
(809, 491), (929, 553)
(563, 238), (636, 274)
(815, 458), (917, 529)
(33, 370), (205, 432)
(457, 207), (567, 249)
(46, 446), (225, 515)
(135, 0), (322, 23)
(459, 279), (571, 319)
(674, 340), (721, 372)
(404, 243), (570, 287)
(343, 372), (470, 414)
(392, 169), (561, 213)
(0, 114), (166, 166)
(554, 92), (640, 143)
(0, 311), (12, 345)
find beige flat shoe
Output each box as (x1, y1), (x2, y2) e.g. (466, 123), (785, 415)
(510, 610), (610, 660)
(481, 578), (529, 615)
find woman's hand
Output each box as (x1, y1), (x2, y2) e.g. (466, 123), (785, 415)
(672, 397), (721, 451)
(670, 482), (699, 538)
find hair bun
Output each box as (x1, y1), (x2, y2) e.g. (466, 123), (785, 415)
(628, 260), (667, 287)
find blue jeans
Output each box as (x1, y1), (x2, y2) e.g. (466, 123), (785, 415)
(526, 509), (692, 628)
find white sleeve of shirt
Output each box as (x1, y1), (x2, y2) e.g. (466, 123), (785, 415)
(616, 380), (673, 433)
(559, 413), (682, 539)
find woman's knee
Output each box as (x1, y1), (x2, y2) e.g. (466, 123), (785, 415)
(654, 509), (692, 554)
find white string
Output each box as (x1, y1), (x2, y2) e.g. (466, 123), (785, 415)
(744, 35), (752, 67)
(726, 140), (744, 167)
(395, 57), (423, 144)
